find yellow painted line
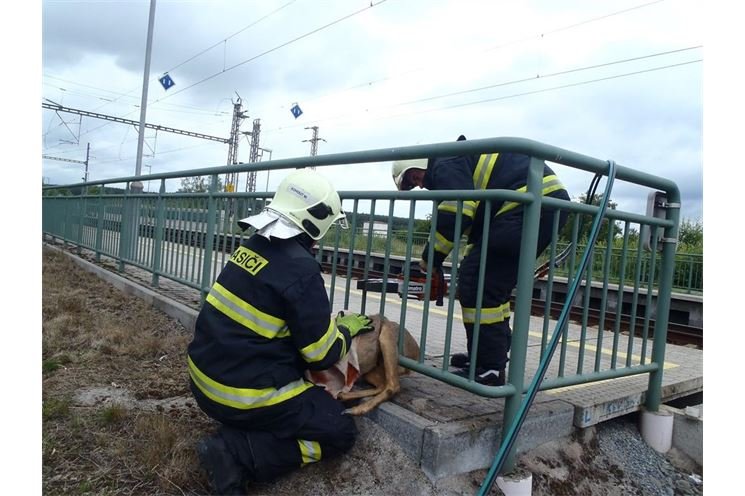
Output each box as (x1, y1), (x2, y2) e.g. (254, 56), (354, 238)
(527, 330), (678, 371)
(327, 280), (679, 372)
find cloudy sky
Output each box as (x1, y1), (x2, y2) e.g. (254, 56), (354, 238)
(40, 0), (703, 221)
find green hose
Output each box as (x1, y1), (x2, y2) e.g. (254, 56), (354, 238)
(477, 160), (617, 495)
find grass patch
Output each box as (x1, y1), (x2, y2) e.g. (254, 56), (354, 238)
(43, 359), (61, 374)
(133, 413), (201, 491)
(100, 404), (128, 425)
(58, 292), (86, 314)
(77, 480), (93, 493)
(43, 354), (72, 374)
(42, 247), (206, 494)
(43, 397), (71, 420)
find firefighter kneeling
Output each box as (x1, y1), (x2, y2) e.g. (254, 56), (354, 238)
(187, 169), (374, 494)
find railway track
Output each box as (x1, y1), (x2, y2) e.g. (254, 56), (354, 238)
(531, 300), (702, 349)
(321, 262), (703, 350)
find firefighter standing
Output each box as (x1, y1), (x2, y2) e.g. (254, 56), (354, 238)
(188, 169), (374, 494)
(392, 135), (570, 386)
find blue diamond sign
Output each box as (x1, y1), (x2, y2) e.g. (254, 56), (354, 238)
(290, 103), (303, 119)
(159, 73), (175, 91)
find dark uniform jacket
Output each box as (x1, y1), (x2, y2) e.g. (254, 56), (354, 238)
(187, 234), (352, 412)
(422, 151), (567, 268)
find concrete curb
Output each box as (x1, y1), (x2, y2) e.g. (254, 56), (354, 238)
(662, 404), (703, 466)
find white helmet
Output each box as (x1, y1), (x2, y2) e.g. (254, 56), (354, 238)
(240, 168), (346, 240)
(391, 158), (428, 191)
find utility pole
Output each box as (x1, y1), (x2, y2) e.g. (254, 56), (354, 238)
(244, 119), (261, 192)
(122, 0), (155, 270)
(303, 125), (325, 155)
(42, 142), (91, 183)
(303, 126), (325, 169)
(83, 142), (90, 183)
(134, 0), (157, 191)
(225, 96), (248, 192)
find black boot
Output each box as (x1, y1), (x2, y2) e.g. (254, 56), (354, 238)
(474, 367), (506, 386)
(453, 366), (506, 386)
(449, 352), (470, 368)
(197, 433), (248, 495)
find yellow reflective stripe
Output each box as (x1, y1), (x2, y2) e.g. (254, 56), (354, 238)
(463, 200), (479, 218)
(438, 201), (459, 214)
(461, 302), (511, 324)
(495, 200), (521, 217)
(438, 200), (478, 219)
(541, 175), (565, 197)
(298, 439), (322, 465)
(188, 356), (312, 410)
(339, 330), (348, 359)
(434, 231), (454, 255)
(473, 153), (499, 190)
(206, 282), (289, 339)
(496, 175), (566, 217)
(300, 319), (343, 363)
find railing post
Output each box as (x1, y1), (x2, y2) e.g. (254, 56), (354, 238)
(200, 174), (219, 302)
(76, 194), (85, 255)
(686, 256), (694, 294)
(117, 182), (131, 272)
(94, 185), (105, 262)
(151, 179), (167, 287)
(62, 197), (71, 247)
(500, 156), (545, 472)
(645, 196), (681, 411)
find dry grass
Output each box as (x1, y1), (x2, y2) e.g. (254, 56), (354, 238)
(42, 246), (213, 495)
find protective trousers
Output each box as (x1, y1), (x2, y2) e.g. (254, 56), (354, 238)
(457, 206), (568, 370)
(192, 383), (357, 483)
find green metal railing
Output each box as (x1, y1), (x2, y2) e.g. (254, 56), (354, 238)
(338, 229), (700, 294)
(42, 137), (681, 474)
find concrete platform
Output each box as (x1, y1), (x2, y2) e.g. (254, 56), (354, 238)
(366, 374), (576, 479)
(47, 241), (704, 479)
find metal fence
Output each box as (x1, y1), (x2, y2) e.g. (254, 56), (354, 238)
(42, 137), (680, 472)
(333, 229), (700, 294)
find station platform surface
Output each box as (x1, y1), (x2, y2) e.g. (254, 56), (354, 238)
(48, 242), (704, 479)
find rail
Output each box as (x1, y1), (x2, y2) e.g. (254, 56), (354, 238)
(42, 136), (681, 474)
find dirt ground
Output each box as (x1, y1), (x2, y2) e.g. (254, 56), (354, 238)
(41, 245), (701, 495)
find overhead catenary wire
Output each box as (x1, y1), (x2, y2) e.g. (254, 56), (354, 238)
(43, 0), (665, 121)
(41, 0), (384, 147)
(54, 56), (698, 157)
(147, 0), (390, 104)
(80, 142), (215, 166)
(42, 0), (298, 148)
(43, 56), (700, 160)
(394, 45), (701, 107)
(43, 0), (389, 152)
(164, 0), (299, 75)
(42, 76), (232, 116)
(285, 0), (668, 109)
(41, 0), (668, 149)
(405, 60), (702, 117)
(262, 56), (702, 134)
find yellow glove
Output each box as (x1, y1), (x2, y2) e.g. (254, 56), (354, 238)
(336, 311), (374, 338)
